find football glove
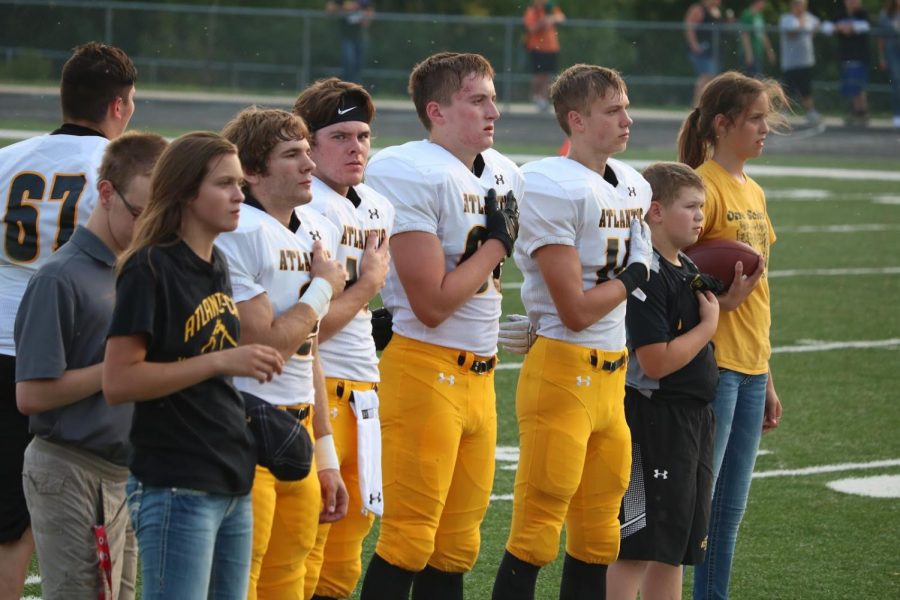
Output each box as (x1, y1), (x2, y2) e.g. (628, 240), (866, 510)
(485, 188), (519, 257)
(690, 272), (725, 295)
(498, 314), (536, 355)
(616, 218), (653, 294)
(626, 217), (652, 278)
(370, 307), (393, 351)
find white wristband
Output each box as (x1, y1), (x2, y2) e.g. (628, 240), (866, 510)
(314, 434), (339, 472)
(299, 277), (333, 318)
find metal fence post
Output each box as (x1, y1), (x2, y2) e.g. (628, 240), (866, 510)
(301, 14), (311, 90)
(503, 20), (513, 112)
(105, 7), (113, 45)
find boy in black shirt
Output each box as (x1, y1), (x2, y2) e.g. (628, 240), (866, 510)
(607, 162), (720, 600)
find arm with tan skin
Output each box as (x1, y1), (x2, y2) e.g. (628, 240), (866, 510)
(763, 29), (777, 63)
(103, 334), (284, 405)
(319, 233), (390, 342)
(237, 241), (347, 359)
(311, 348), (349, 522)
(634, 290), (719, 380)
(392, 232), (506, 328)
(741, 29), (755, 66)
(16, 364), (103, 415)
(763, 367), (782, 432)
(535, 244), (630, 333)
(685, 4), (704, 54)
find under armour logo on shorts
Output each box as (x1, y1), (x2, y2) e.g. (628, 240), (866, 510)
(369, 208), (379, 219)
(438, 373), (455, 385)
(653, 469), (668, 479)
(576, 375), (591, 387)
(369, 492), (382, 504)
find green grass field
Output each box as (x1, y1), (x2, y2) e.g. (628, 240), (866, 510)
(16, 147), (900, 599)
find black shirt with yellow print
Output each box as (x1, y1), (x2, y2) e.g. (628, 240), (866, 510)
(109, 241), (255, 495)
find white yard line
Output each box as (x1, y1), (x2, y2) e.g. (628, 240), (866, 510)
(495, 337), (900, 371)
(777, 224), (900, 233)
(505, 156), (900, 182)
(752, 459), (900, 479)
(1, 131), (899, 181)
(490, 454), (900, 499)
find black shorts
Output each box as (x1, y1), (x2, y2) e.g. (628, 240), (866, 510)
(529, 50), (558, 74)
(618, 387), (715, 566)
(0, 353), (32, 542)
(783, 67), (813, 100)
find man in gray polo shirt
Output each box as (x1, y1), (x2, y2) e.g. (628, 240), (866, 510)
(14, 132), (166, 600)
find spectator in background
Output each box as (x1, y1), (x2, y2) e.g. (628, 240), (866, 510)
(824, 0), (872, 126)
(327, 1), (375, 84)
(739, 0), (777, 76)
(779, 0), (822, 125)
(523, 0), (566, 112)
(878, 0), (900, 129)
(685, 0), (729, 106)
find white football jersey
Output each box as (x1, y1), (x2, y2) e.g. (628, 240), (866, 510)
(366, 141), (524, 355)
(0, 132), (108, 356)
(517, 157), (651, 350)
(308, 177), (394, 382)
(216, 202), (340, 406)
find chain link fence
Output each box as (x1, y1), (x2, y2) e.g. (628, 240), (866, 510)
(0, 0), (893, 113)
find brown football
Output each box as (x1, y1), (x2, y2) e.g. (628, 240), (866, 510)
(683, 239), (761, 291)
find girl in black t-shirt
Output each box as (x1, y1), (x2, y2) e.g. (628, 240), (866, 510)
(104, 132), (283, 600)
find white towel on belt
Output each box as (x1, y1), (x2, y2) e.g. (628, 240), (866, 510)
(350, 389), (383, 516)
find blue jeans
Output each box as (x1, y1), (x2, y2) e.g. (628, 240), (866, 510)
(693, 369), (768, 600)
(126, 476), (252, 600)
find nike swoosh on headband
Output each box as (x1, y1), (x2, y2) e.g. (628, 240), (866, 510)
(337, 106), (357, 115)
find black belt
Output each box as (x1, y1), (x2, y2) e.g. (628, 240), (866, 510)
(282, 405), (311, 420)
(458, 353), (496, 374)
(590, 353), (627, 373)
(335, 381), (378, 401)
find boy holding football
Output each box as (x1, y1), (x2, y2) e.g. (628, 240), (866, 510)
(607, 161), (720, 600)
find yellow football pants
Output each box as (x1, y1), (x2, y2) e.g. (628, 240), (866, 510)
(248, 407), (320, 600)
(506, 336), (631, 567)
(303, 378), (376, 599)
(374, 334), (497, 573)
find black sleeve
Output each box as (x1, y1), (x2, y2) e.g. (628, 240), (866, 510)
(108, 249), (158, 345)
(626, 268), (670, 350)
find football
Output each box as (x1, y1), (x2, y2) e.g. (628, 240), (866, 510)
(683, 239), (761, 291)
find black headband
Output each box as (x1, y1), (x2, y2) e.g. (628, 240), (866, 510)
(311, 92), (371, 131)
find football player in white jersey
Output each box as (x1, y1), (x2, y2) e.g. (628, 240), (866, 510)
(217, 107), (349, 600)
(0, 42), (136, 598)
(293, 78), (393, 600)
(491, 64), (653, 600)
(358, 52), (522, 600)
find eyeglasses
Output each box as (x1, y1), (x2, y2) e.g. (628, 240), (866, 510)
(110, 184), (143, 219)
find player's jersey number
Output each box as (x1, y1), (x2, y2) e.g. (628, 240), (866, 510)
(595, 236), (632, 283)
(3, 171), (86, 263)
(458, 225), (502, 294)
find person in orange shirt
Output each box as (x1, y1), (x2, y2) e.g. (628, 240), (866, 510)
(523, 0), (566, 112)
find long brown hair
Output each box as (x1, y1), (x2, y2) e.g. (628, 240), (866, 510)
(117, 132), (237, 272)
(677, 71), (788, 169)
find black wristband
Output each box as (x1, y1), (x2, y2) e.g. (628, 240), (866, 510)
(616, 263), (648, 295)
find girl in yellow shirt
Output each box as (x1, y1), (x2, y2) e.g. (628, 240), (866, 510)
(677, 71), (786, 600)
